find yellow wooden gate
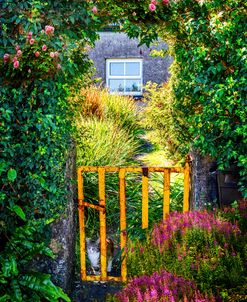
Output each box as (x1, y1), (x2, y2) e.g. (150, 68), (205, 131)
(77, 161), (190, 282)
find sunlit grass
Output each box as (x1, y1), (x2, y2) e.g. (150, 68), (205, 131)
(138, 149), (174, 166)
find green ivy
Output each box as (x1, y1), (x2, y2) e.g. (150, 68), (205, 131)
(98, 0), (246, 195)
(0, 0), (100, 300)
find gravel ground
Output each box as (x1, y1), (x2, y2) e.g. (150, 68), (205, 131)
(72, 280), (122, 302)
(72, 247), (123, 301)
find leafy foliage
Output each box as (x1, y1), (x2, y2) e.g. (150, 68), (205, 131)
(0, 1), (101, 300)
(0, 220), (70, 302)
(95, 0), (247, 195)
(141, 81), (190, 162)
(0, 78), (72, 300)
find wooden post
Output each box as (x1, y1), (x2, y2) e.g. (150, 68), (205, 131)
(142, 167), (149, 229)
(183, 158), (190, 212)
(77, 168), (86, 280)
(98, 167), (107, 279)
(119, 169), (127, 282)
(163, 169), (171, 219)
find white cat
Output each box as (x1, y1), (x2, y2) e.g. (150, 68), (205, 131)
(86, 238), (114, 275)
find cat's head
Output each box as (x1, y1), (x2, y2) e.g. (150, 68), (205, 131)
(86, 238), (100, 253)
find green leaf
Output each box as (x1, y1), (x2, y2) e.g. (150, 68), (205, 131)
(69, 15), (75, 24)
(19, 273), (71, 302)
(11, 205), (26, 221)
(2, 257), (18, 277)
(7, 169), (17, 182)
(11, 279), (22, 302)
(0, 294), (11, 302)
(0, 162), (7, 176)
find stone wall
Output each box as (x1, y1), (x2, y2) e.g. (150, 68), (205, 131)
(88, 32), (173, 86)
(189, 150), (218, 210)
(48, 141), (77, 293)
(30, 142), (77, 294)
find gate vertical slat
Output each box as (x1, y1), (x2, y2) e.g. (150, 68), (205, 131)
(142, 168), (149, 229)
(78, 169), (87, 279)
(163, 169), (171, 218)
(119, 168), (127, 282)
(98, 167), (107, 279)
(183, 160), (190, 212)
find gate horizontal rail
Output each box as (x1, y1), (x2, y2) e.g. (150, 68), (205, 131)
(78, 162), (190, 282)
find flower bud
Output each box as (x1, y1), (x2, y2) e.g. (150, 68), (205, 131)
(45, 25), (55, 35)
(17, 50), (22, 57)
(92, 6), (98, 14)
(148, 3), (156, 11)
(3, 53), (10, 63)
(13, 60), (20, 69)
(27, 31), (33, 39)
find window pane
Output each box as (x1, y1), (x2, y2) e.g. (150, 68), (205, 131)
(125, 62), (140, 76)
(125, 80), (141, 92)
(109, 79), (125, 92)
(110, 63), (124, 76)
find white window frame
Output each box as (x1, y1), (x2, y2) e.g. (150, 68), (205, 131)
(106, 58), (143, 96)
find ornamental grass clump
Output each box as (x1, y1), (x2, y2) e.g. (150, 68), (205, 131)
(70, 85), (140, 137)
(112, 270), (215, 302)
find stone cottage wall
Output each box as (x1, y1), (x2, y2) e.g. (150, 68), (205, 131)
(88, 32), (173, 86)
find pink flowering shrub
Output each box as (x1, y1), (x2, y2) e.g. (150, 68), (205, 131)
(1, 25), (62, 85)
(151, 210), (240, 248)
(217, 200), (247, 234)
(126, 209), (247, 298)
(113, 270), (215, 302)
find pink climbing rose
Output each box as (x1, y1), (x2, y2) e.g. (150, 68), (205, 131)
(29, 38), (35, 45)
(13, 56), (18, 62)
(163, 0), (169, 4)
(92, 6), (98, 14)
(27, 31), (33, 39)
(149, 3), (156, 11)
(151, 0), (157, 4)
(45, 25), (55, 35)
(13, 60), (19, 69)
(50, 52), (55, 58)
(42, 45), (47, 51)
(3, 54), (10, 63)
(15, 45), (20, 51)
(35, 51), (40, 57)
(17, 50), (22, 57)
